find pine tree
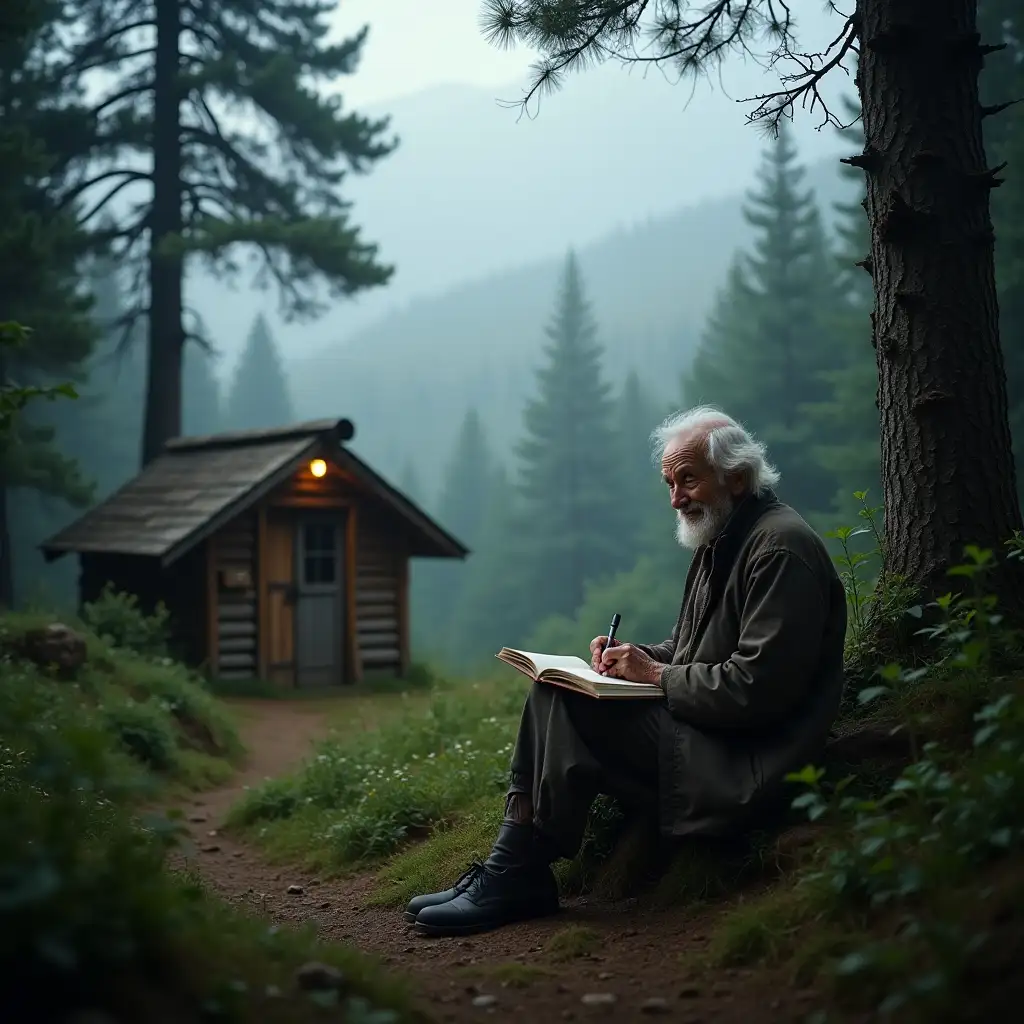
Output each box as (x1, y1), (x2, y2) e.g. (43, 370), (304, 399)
(0, 1), (96, 605)
(436, 409), (492, 556)
(183, 343), (222, 436)
(616, 370), (665, 550)
(225, 314), (295, 431)
(683, 123), (844, 519)
(416, 408), (494, 654)
(55, 0), (396, 464)
(8, 252), (148, 603)
(446, 463), (535, 666)
(515, 251), (628, 621)
(398, 459), (428, 509)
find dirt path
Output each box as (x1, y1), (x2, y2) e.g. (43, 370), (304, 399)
(169, 701), (835, 1024)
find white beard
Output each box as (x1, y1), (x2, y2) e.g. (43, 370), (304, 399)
(674, 493), (736, 550)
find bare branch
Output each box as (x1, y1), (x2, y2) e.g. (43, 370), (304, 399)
(90, 81), (154, 118)
(71, 47), (157, 78)
(742, 15), (859, 134)
(76, 171), (151, 226)
(62, 19), (155, 75)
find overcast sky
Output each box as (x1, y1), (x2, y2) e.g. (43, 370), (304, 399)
(325, 0), (536, 107)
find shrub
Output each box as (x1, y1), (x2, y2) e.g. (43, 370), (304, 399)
(0, 662), (180, 1014)
(112, 654), (242, 759)
(774, 540), (1024, 1018)
(81, 585), (171, 659)
(98, 693), (180, 771)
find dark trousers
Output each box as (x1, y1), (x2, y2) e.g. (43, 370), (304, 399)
(507, 682), (668, 859)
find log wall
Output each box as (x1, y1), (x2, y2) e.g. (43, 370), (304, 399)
(210, 511), (258, 680)
(354, 516), (404, 675)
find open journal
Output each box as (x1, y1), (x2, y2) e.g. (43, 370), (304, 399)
(495, 648), (664, 700)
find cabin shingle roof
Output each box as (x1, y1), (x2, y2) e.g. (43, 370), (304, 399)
(41, 417), (467, 564)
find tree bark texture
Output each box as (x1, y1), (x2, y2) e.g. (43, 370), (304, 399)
(857, 0), (1023, 601)
(142, 0), (185, 466)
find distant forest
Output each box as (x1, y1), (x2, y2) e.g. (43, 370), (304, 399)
(10, 49), (1024, 676)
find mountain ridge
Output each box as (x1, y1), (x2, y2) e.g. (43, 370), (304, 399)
(287, 155), (858, 499)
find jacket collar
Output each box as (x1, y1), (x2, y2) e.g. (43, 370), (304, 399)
(698, 488), (779, 563)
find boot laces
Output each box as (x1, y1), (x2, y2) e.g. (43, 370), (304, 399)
(455, 861), (491, 891)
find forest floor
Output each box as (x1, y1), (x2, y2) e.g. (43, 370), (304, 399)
(167, 698), (860, 1024)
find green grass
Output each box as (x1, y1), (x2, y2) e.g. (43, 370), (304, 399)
(545, 924), (603, 961)
(228, 677), (526, 867)
(467, 961), (556, 988)
(368, 796), (502, 907)
(0, 609), (243, 789)
(0, 606), (419, 1024)
(229, 671), (638, 897)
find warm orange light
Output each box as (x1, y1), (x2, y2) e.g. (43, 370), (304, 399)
(309, 458), (327, 478)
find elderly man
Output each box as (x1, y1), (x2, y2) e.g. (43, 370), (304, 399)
(407, 406), (847, 937)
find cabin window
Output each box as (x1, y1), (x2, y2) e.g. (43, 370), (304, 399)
(302, 522), (337, 584)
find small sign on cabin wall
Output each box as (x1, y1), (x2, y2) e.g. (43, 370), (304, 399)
(221, 567), (252, 590)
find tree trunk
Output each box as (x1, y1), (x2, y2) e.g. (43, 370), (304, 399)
(0, 341), (12, 608)
(857, 0), (1023, 604)
(0, 482), (11, 609)
(142, 0), (185, 466)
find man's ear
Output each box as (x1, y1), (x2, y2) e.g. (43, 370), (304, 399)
(726, 471), (747, 496)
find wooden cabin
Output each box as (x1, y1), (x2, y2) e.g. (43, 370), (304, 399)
(40, 418), (468, 686)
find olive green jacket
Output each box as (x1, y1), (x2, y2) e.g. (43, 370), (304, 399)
(637, 490), (847, 837)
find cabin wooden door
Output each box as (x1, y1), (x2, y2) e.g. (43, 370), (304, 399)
(294, 514), (345, 687)
(265, 509), (297, 687)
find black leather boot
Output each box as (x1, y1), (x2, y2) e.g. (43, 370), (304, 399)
(403, 863), (484, 923)
(412, 821), (560, 937)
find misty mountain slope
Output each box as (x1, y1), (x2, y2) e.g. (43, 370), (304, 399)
(187, 60), (850, 369)
(289, 157), (856, 499)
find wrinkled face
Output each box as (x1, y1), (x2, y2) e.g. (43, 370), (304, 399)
(661, 430), (745, 549)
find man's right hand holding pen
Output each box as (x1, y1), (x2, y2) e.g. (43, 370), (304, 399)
(589, 634), (620, 672)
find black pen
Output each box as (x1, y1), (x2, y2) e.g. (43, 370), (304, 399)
(600, 613), (621, 658)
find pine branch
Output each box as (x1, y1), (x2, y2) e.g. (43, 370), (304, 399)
(483, 0), (858, 133)
(61, 18), (156, 76)
(58, 167), (150, 210)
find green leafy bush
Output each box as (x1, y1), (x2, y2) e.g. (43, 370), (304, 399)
(82, 585), (171, 659)
(98, 694), (180, 771)
(0, 662), (180, 1012)
(780, 539), (1024, 1018)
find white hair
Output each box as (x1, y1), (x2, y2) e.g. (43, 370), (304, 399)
(650, 405), (781, 496)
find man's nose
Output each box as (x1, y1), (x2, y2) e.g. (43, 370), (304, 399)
(671, 490), (686, 510)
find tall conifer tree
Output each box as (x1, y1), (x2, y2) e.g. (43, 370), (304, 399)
(225, 314), (295, 431)
(416, 407), (493, 653)
(182, 343), (222, 436)
(515, 251), (627, 620)
(54, 0), (396, 463)
(0, 1), (96, 604)
(683, 123), (843, 519)
(616, 370), (665, 548)
(447, 463), (534, 666)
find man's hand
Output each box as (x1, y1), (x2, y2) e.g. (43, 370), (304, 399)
(599, 643), (664, 686)
(589, 635), (620, 671)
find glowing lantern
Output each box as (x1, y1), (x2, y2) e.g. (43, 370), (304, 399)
(309, 458), (327, 478)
